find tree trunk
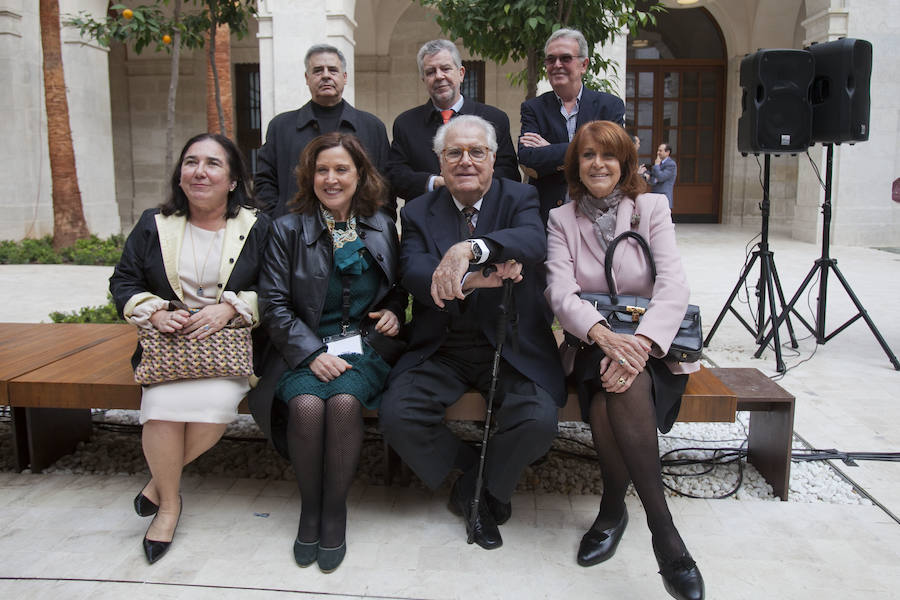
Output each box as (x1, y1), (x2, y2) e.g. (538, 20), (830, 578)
(526, 49), (539, 100)
(206, 18), (232, 136)
(39, 0), (89, 249)
(165, 0), (183, 176)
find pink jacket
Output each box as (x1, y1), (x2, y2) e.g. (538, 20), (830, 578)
(545, 193), (699, 375)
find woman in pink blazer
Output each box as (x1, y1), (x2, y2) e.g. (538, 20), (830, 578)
(545, 121), (703, 600)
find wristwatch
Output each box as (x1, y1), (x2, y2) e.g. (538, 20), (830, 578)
(467, 239), (483, 263)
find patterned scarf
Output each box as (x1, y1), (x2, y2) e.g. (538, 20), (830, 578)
(321, 207), (368, 275)
(576, 186), (626, 252)
(321, 207), (358, 249)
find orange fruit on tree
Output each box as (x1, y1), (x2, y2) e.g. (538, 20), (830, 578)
(122, 8), (134, 20)
(162, 34), (172, 45)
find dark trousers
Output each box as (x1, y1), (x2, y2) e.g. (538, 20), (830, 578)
(379, 344), (558, 502)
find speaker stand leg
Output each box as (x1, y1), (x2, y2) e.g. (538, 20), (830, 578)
(757, 143), (900, 370)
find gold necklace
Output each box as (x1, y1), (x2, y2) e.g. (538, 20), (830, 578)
(188, 223), (219, 297)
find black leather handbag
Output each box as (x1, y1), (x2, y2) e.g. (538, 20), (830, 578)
(576, 231), (702, 363)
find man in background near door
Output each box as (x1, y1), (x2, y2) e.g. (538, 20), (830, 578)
(646, 143), (677, 209)
(386, 39), (520, 204)
(518, 28), (625, 224)
(254, 44), (392, 218)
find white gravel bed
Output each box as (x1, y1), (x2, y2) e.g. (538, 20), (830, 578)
(0, 409), (869, 505)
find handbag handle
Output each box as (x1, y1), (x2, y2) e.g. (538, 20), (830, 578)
(603, 231), (657, 304)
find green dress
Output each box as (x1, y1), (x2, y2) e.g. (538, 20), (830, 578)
(275, 226), (390, 409)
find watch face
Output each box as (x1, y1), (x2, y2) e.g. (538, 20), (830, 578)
(469, 240), (481, 261)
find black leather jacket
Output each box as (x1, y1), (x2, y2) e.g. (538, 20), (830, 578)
(248, 208), (406, 455)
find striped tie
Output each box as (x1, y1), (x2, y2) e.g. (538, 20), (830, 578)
(462, 206), (477, 235)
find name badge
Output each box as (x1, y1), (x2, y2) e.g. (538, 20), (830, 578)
(323, 331), (363, 356)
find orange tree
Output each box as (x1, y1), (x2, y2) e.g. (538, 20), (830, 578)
(67, 1), (256, 175)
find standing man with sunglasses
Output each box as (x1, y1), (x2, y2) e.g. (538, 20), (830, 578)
(518, 28), (625, 224)
(387, 40), (520, 205)
(380, 115), (564, 551)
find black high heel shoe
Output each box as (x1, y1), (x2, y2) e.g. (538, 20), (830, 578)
(133, 481), (159, 517)
(143, 497), (182, 564)
(577, 509), (628, 567)
(652, 538), (705, 600)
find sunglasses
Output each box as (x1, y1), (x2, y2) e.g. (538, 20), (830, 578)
(544, 54), (584, 66)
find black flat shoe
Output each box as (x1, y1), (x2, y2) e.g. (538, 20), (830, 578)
(293, 538), (318, 567)
(577, 509), (628, 567)
(133, 481), (158, 517)
(485, 490), (512, 526)
(143, 497), (182, 565)
(317, 542), (346, 573)
(448, 477), (502, 550)
(653, 540), (705, 600)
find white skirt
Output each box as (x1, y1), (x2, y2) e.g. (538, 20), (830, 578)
(140, 376), (250, 424)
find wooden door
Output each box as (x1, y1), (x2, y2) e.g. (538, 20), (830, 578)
(626, 60), (725, 222)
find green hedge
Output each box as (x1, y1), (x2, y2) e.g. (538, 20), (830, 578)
(0, 235), (124, 265)
(49, 296), (124, 324)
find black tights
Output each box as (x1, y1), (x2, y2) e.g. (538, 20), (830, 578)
(286, 393), (363, 548)
(588, 370), (686, 560)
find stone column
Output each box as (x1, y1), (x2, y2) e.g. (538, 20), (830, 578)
(257, 0), (358, 134)
(0, 0), (52, 239)
(799, 0), (900, 246)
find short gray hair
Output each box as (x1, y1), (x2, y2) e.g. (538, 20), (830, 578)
(304, 44), (347, 72)
(416, 39), (462, 78)
(433, 115), (498, 156)
(544, 28), (588, 58)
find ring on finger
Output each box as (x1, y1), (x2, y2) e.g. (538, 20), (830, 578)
(203, 324), (210, 330)
(617, 377), (626, 385)
(617, 357), (627, 366)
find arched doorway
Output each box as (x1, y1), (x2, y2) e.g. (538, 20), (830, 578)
(626, 6), (726, 222)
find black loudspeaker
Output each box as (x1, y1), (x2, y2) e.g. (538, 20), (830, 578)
(808, 38), (872, 144)
(738, 49), (814, 153)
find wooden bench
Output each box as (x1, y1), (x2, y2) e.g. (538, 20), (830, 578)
(1, 323), (794, 499)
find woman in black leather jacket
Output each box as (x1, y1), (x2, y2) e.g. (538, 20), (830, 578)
(249, 133), (406, 573)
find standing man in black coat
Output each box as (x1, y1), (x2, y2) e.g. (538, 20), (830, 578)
(386, 39), (520, 204)
(254, 44), (392, 219)
(518, 28), (625, 224)
(379, 115), (564, 550)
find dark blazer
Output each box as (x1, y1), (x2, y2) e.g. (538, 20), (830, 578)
(109, 207), (270, 368)
(386, 98), (521, 202)
(248, 209), (406, 456)
(518, 87), (625, 223)
(391, 179), (565, 406)
(254, 100), (392, 219)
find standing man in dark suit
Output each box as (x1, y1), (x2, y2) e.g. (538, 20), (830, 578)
(518, 28), (625, 223)
(254, 44), (392, 218)
(648, 143), (677, 208)
(386, 40), (520, 204)
(379, 115), (564, 550)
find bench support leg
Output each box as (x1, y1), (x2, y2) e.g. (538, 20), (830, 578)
(12, 408), (93, 473)
(746, 408), (793, 501)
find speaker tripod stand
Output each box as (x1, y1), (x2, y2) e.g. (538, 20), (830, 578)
(704, 154), (799, 373)
(754, 144), (900, 370)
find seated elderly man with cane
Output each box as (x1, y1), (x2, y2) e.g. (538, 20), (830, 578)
(379, 115), (565, 549)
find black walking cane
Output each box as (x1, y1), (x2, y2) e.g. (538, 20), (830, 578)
(468, 266), (516, 544)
